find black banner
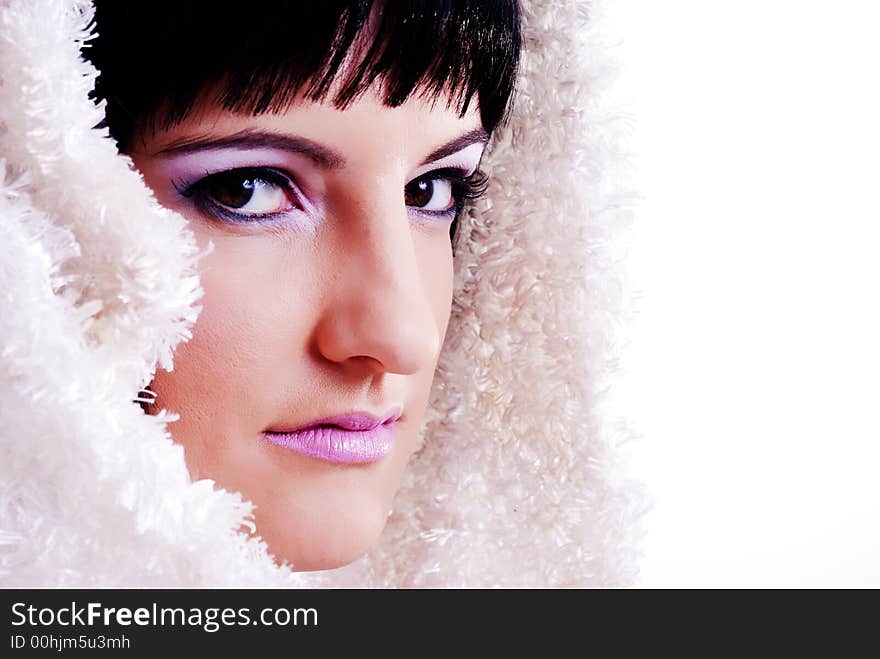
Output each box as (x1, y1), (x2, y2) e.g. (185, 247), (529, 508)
(2, 588), (868, 652)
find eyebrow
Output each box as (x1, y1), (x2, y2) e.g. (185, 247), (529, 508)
(153, 126), (489, 169)
(418, 127), (489, 166)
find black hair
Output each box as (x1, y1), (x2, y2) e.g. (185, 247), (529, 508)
(84, 0), (521, 148)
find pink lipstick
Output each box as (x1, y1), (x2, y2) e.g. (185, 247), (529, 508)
(262, 409), (401, 464)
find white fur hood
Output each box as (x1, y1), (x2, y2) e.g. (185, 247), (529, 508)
(0, 0), (645, 587)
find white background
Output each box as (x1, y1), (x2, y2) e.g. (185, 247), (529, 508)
(607, 0), (880, 586)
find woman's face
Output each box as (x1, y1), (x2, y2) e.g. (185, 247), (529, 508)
(129, 86), (486, 571)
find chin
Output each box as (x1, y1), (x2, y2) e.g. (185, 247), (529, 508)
(256, 495), (390, 572)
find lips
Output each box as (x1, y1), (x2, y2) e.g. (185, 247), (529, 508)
(268, 410), (401, 434)
(262, 408), (402, 464)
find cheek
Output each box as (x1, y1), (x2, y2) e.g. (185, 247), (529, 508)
(419, 232), (455, 343)
(149, 233), (313, 464)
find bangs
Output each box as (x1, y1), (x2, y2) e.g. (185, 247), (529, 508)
(85, 0), (522, 149)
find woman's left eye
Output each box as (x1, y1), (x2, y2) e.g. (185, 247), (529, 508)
(405, 168), (489, 220)
(405, 176), (455, 213)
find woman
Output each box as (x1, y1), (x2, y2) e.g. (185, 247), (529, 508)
(0, 0), (644, 586)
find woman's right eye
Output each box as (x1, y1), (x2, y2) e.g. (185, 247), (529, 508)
(178, 167), (298, 221)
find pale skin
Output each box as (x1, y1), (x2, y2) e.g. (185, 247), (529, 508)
(129, 83), (487, 571)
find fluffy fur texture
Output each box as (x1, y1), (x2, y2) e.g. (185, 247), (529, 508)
(0, 0), (647, 587)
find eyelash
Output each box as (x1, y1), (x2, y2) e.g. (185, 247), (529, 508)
(172, 166), (490, 226)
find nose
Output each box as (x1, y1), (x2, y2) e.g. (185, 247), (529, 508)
(313, 188), (443, 376)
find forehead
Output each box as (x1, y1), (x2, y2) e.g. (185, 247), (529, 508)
(142, 85), (484, 165)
